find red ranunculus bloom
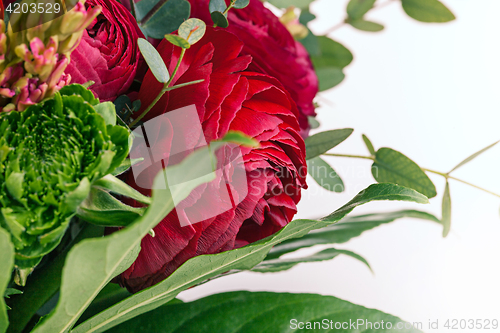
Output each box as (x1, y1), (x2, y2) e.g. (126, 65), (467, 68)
(188, 0), (319, 136)
(118, 27), (307, 293)
(64, 0), (143, 101)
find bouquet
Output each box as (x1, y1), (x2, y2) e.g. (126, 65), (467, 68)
(0, 0), (498, 332)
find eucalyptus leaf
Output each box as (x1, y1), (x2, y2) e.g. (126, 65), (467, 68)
(401, 0), (455, 23)
(73, 183), (428, 333)
(105, 291), (422, 333)
(305, 128), (353, 160)
(349, 19), (384, 32)
(310, 36), (353, 69)
(441, 182), (451, 237)
(31, 145), (220, 333)
(448, 140), (499, 173)
(307, 116), (320, 129)
(137, 38), (170, 83)
(164, 34), (190, 49)
(136, 0), (191, 39)
(211, 11), (229, 28)
(317, 67), (345, 91)
(299, 28), (320, 57)
(253, 248), (371, 273)
(178, 18), (206, 45)
(307, 157), (344, 192)
(208, 0), (225, 13)
(347, 0), (376, 20)
(362, 134), (376, 155)
(372, 148), (437, 198)
(232, 0), (250, 9)
(268, 209), (440, 259)
(0, 228), (14, 333)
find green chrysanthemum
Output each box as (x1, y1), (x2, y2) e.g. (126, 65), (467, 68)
(0, 84), (129, 273)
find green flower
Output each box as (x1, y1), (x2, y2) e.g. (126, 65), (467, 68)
(0, 84), (129, 274)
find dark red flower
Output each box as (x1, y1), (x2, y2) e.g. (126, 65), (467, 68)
(117, 27), (307, 292)
(64, 0), (143, 101)
(187, 0), (319, 135)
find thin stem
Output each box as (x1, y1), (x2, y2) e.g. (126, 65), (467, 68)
(129, 48), (187, 128)
(323, 153), (375, 160)
(323, 153), (500, 199)
(448, 176), (500, 199)
(420, 168), (448, 178)
(164, 79), (205, 92)
(323, 0), (397, 35)
(167, 48), (186, 88)
(139, 0), (168, 26)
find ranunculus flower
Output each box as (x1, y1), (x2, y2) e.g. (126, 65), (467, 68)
(188, 0), (319, 135)
(117, 28), (307, 293)
(64, 0), (143, 101)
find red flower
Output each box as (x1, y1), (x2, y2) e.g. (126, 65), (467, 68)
(118, 28), (307, 292)
(188, 0), (319, 135)
(64, 0), (143, 101)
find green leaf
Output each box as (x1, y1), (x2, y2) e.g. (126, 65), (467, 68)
(349, 19), (384, 32)
(72, 183), (427, 333)
(178, 18), (206, 45)
(93, 102), (116, 126)
(6, 172), (24, 203)
(232, 0), (250, 9)
(136, 0), (191, 39)
(266, 0), (314, 9)
(401, 0), (455, 23)
(347, 0), (376, 20)
(211, 11), (229, 28)
(219, 130), (260, 148)
(305, 128), (353, 160)
(310, 37), (352, 91)
(4, 288), (22, 298)
(299, 28), (320, 57)
(0, 228), (14, 333)
(448, 140), (499, 173)
(299, 10), (316, 25)
(372, 148), (437, 198)
(164, 34), (190, 49)
(307, 157), (344, 192)
(93, 174), (152, 205)
(137, 38), (170, 83)
(310, 36), (353, 69)
(441, 181), (451, 237)
(208, 0), (225, 13)
(253, 248), (371, 273)
(307, 116), (320, 129)
(31, 145), (219, 333)
(268, 209), (440, 259)
(111, 158), (144, 177)
(362, 134), (376, 155)
(76, 188), (145, 227)
(105, 291), (422, 333)
(59, 84), (99, 106)
(316, 66), (345, 91)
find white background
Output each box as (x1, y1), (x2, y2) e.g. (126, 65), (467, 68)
(180, 0), (500, 331)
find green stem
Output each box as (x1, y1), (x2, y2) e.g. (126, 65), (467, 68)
(7, 224), (103, 333)
(323, 153), (500, 199)
(129, 0), (136, 22)
(129, 48), (187, 128)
